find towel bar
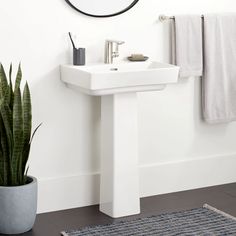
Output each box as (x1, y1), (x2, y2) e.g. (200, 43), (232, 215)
(159, 15), (204, 22)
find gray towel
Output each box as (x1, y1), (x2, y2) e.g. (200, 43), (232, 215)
(172, 15), (203, 77)
(203, 14), (236, 124)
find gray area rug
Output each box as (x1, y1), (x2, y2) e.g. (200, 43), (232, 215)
(61, 204), (236, 236)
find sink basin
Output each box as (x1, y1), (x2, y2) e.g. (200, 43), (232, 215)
(60, 62), (179, 96)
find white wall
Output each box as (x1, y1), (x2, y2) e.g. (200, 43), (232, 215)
(1, 0), (236, 213)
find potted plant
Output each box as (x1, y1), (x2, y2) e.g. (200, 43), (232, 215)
(0, 64), (40, 235)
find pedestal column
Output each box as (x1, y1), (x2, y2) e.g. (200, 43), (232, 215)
(100, 93), (140, 218)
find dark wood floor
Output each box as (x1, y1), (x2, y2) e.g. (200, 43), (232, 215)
(4, 183), (236, 236)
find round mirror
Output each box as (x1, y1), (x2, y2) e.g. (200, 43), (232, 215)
(65, 0), (139, 18)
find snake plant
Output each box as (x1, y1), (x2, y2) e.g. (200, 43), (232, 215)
(0, 64), (40, 186)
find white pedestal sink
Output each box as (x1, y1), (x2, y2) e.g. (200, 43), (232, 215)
(61, 61), (179, 218)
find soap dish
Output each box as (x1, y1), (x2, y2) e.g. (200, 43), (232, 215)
(127, 56), (149, 62)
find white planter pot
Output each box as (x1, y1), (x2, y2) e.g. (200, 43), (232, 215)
(0, 176), (37, 235)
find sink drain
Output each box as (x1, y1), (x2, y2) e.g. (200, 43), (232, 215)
(110, 68), (118, 71)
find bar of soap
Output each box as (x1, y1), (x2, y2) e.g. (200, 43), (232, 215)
(128, 54), (149, 62)
(131, 54), (145, 60)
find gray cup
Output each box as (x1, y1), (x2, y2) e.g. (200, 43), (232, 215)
(0, 176), (37, 234)
(73, 48), (86, 66)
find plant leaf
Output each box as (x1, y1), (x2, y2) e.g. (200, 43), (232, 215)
(23, 165), (29, 184)
(12, 88), (24, 185)
(9, 64), (14, 110)
(9, 63), (12, 81)
(0, 99), (13, 159)
(22, 143), (30, 180)
(30, 123), (42, 144)
(0, 116), (10, 186)
(0, 64), (10, 104)
(23, 82), (31, 146)
(0, 168), (3, 186)
(14, 64), (22, 92)
(0, 149), (6, 185)
(21, 82), (32, 180)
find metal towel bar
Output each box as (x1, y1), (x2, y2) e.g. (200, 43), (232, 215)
(159, 15), (204, 22)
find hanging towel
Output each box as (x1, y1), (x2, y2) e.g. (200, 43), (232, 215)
(203, 14), (236, 124)
(172, 15), (203, 77)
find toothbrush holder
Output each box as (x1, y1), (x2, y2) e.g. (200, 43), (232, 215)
(73, 48), (86, 66)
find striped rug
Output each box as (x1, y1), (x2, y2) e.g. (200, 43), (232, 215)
(61, 204), (236, 236)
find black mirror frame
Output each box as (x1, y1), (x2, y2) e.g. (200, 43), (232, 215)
(65, 0), (139, 18)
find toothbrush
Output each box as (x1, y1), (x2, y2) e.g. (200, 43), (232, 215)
(68, 32), (76, 49)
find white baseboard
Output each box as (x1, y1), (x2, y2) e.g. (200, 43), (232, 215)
(37, 154), (236, 213)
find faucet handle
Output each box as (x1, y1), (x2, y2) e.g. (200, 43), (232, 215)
(107, 39), (125, 45)
(116, 40), (125, 45)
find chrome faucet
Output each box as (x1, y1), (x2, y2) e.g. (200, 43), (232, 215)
(104, 40), (125, 64)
